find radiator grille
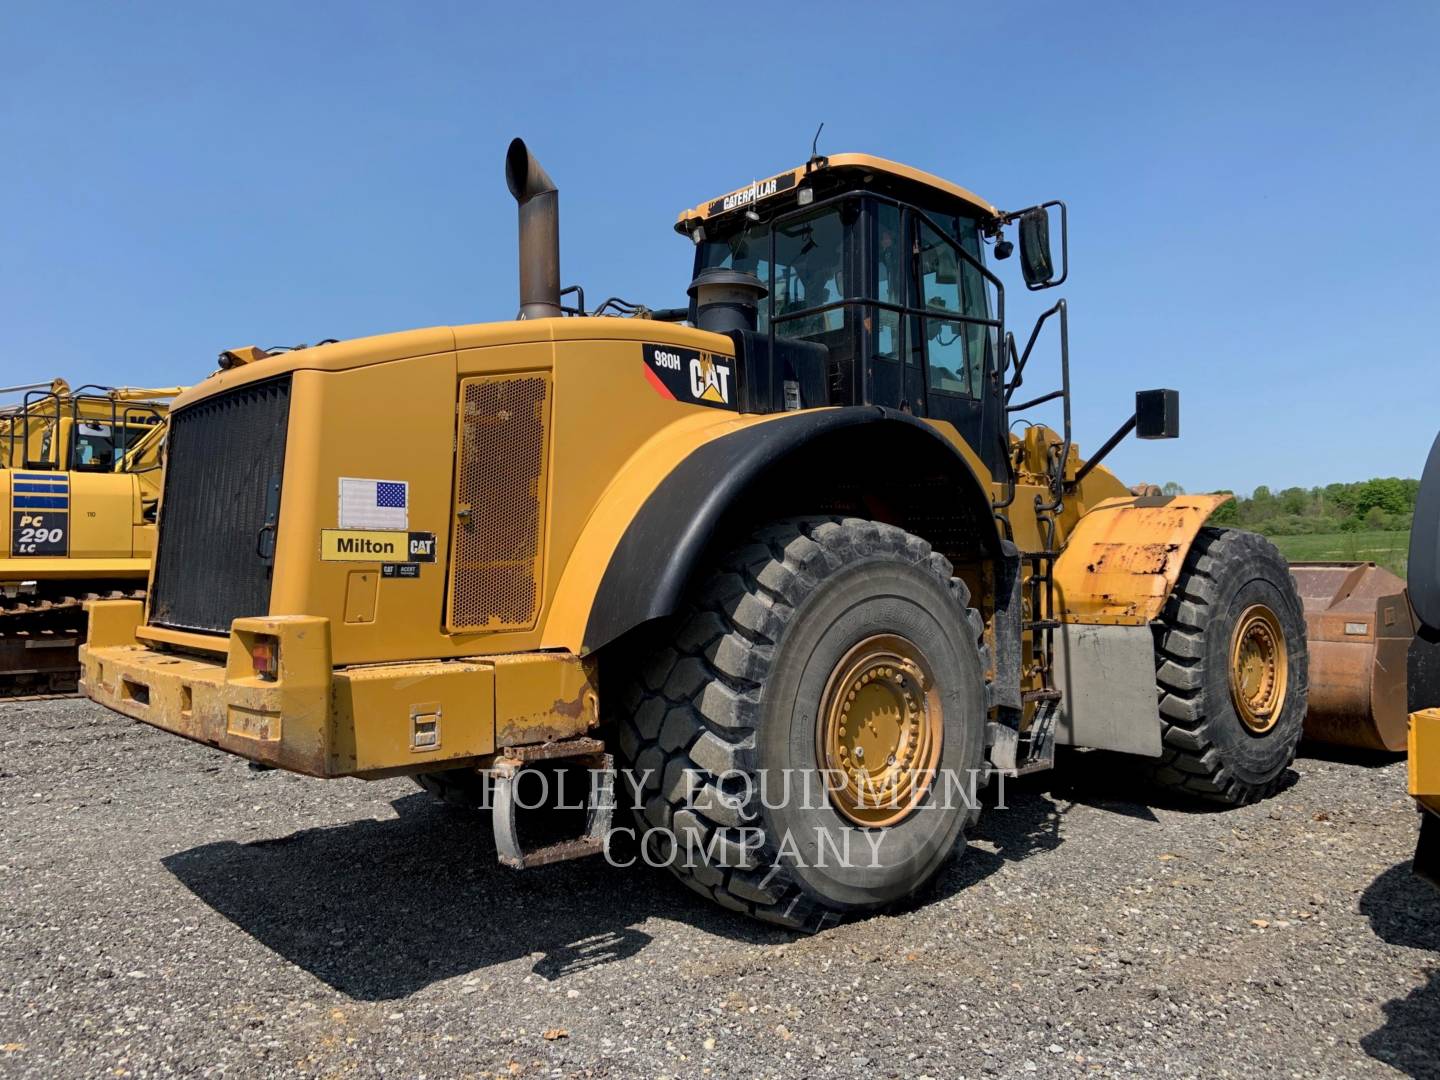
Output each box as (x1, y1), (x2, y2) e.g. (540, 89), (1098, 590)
(447, 374), (550, 632)
(149, 376), (292, 635)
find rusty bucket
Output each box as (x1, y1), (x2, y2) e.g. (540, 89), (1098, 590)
(1291, 562), (1415, 751)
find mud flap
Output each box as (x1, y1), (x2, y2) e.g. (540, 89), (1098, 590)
(1052, 623), (1163, 757)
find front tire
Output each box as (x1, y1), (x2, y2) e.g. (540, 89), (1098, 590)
(1146, 526), (1308, 804)
(615, 517), (988, 929)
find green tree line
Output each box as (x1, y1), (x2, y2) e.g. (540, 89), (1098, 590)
(1164, 477), (1419, 535)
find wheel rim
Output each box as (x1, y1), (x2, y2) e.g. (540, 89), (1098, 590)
(815, 634), (943, 827)
(1228, 603), (1289, 734)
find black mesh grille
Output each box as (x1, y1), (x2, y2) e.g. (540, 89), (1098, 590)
(149, 376), (292, 635)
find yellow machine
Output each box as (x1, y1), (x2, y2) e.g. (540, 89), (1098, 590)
(81, 141), (1312, 927)
(1, 379), (181, 695)
(1406, 433), (1440, 887)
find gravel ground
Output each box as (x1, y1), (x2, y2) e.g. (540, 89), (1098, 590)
(2, 698), (1437, 1079)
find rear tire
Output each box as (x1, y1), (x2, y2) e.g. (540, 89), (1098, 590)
(614, 517), (988, 929)
(1146, 526), (1307, 804)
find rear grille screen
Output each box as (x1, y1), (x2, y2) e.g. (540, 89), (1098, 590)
(447, 374), (550, 632)
(149, 376), (292, 635)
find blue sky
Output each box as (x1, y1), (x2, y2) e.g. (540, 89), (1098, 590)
(2, 1), (1435, 493)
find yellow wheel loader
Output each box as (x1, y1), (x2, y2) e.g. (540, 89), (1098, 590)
(81, 141), (1312, 927)
(1, 379), (181, 695)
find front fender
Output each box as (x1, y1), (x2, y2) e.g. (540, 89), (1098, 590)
(1053, 493), (1234, 625)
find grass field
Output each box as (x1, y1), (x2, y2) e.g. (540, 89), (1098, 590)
(1268, 529), (1410, 577)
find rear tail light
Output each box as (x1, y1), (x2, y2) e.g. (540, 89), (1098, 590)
(251, 635), (280, 680)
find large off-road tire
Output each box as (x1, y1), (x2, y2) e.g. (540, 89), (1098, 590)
(614, 517), (988, 930)
(1146, 526), (1308, 804)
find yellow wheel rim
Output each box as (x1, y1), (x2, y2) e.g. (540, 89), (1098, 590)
(815, 634), (943, 827)
(1228, 604), (1288, 734)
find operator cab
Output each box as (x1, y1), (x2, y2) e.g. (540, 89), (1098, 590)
(677, 155), (1009, 470)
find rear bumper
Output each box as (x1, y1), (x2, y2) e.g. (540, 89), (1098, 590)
(78, 599), (597, 778)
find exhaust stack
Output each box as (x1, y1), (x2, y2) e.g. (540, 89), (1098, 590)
(505, 138), (562, 319)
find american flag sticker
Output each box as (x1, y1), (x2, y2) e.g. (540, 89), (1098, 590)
(338, 477), (409, 530)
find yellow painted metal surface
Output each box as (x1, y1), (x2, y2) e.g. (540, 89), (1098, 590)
(191, 323), (786, 667)
(1053, 494), (1234, 625)
(81, 599), (595, 778)
(335, 660), (496, 775)
(85, 597), (144, 648)
(674, 152), (998, 229)
(492, 652), (598, 749)
(1411, 709), (1440, 799)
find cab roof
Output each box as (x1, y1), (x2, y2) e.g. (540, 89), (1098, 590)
(675, 153), (998, 233)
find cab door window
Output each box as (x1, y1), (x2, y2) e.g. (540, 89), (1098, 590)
(771, 205), (850, 344)
(916, 217), (989, 399)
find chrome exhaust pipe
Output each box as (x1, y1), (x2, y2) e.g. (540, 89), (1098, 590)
(505, 138), (562, 319)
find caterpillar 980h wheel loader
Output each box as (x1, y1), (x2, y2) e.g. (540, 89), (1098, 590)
(81, 140), (1311, 928)
(1, 379), (181, 696)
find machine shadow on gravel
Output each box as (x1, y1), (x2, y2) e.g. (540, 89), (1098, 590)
(1295, 739), (1407, 769)
(161, 793), (790, 1001)
(1049, 749), (1300, 815)
(163, 778), (1095, 996)
(1358, 862), (1440, 1077)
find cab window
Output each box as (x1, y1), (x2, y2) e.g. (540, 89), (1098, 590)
(698, 205), (854, 336)
(72, 423), (119, 470)
(874, 201), (906, 362)
(916, 215), (990, 399)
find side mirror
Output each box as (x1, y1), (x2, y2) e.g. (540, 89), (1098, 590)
(1135, 388), (1179, 439)
(1019, 208), (1054, 287)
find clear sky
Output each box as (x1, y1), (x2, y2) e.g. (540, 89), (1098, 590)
(2, 1), (1435, 493)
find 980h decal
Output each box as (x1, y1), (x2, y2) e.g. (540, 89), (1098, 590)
(641, 344), (735, 410)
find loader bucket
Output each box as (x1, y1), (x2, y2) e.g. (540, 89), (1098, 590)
(1291, 562), (1415, 751)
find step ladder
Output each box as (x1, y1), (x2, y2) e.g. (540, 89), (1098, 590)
(986, 536), (1062, 777)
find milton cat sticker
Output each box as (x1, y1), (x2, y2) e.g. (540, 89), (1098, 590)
(320, 530), (437, 563)
(642, 344), (736, 410)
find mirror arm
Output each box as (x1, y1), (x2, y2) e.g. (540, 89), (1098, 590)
(1068, 413), (1137, 491)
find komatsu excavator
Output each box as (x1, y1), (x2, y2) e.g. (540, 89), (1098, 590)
(1, 379), (180, 695)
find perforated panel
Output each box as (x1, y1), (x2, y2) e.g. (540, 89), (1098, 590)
(447, 374), (550, 632)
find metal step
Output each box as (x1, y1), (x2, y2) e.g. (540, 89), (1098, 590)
(1022, 688), (1062, 704)
(491, 737), (615, 869)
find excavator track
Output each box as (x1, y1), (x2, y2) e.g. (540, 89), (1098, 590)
(0, 589), (144, 700)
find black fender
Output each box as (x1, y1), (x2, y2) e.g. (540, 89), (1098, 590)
(583, 406), (1003, 653)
